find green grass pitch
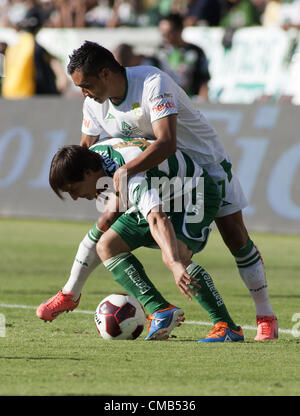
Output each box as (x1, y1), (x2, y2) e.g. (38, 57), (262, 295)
(0, 217), (300, 396)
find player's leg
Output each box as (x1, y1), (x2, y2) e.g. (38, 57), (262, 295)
(215, 211), (269, 313)
(165, 226), (243, 342)
(98, 216), (185, 340)
(164, 170), (243, 342)
(214, 210), (248, 251)
(215, 211), (278, 340)
(205, 157), (277, 340)
(36, 222), (103, 321)
(62, 223), (103, 300)
(98, 227), (172, 315)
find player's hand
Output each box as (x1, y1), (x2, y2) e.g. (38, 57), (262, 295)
(170, 262), (201, 300)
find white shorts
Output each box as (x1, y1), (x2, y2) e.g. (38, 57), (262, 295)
(201, 154), (248, 218)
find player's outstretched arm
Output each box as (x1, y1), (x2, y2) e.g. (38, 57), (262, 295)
(96, 192), (122, 232)
(147, 206), (200, 300)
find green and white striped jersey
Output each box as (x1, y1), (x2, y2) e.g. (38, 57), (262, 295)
(90, 137), (203, 220)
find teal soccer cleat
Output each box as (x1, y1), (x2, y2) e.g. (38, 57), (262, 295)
(145, 305), (185, 340)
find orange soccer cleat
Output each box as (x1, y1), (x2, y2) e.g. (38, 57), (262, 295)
(36, 290), (80, 322)
(198, 321), (244, 342)
(254, 315), (278, 341)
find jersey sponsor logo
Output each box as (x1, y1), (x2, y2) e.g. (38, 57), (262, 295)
(94, 150), (119, 175)
(83, 118), (90, 128)
(152, 100), (176, 113)
(149, 92), (173, 103)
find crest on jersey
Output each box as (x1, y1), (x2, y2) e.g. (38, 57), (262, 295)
(120, 121), (143, 137)
(121, 121), (134, 136)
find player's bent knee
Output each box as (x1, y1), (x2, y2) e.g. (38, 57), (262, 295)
(97, 230), (132, 262)
(96, 233), (113, 262)
(96, 238), (105, 261)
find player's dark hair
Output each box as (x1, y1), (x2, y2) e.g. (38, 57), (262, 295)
(49, 145), (102, 199)
(160, 13), (184, 31)
(67, 40), (124, 77)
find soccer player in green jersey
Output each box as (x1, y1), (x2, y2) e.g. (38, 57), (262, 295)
(37, 138), (244, 342)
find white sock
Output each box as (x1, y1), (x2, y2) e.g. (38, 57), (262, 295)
(234, 243), (274, 316)
(63, 232), (102, 301)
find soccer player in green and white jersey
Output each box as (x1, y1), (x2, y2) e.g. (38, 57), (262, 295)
(37, 137), (244, 342)
(62, 41), (277, 341)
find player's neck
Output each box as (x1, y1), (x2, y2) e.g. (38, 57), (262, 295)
(109, 70), (127, 105)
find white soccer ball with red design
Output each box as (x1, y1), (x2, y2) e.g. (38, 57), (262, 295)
(94, 294), (146, 340)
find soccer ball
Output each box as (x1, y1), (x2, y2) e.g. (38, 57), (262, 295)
(94, 294), (146, 340)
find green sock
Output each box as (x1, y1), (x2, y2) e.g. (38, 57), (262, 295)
(187, 263), (239, 331)
(103, 252), (170, 314)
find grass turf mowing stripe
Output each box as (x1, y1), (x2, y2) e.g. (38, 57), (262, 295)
(0, 302), (292, 334)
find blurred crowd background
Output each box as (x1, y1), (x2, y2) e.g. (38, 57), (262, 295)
(1, 0), (300, 30)
(1, 0), (300, 103)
